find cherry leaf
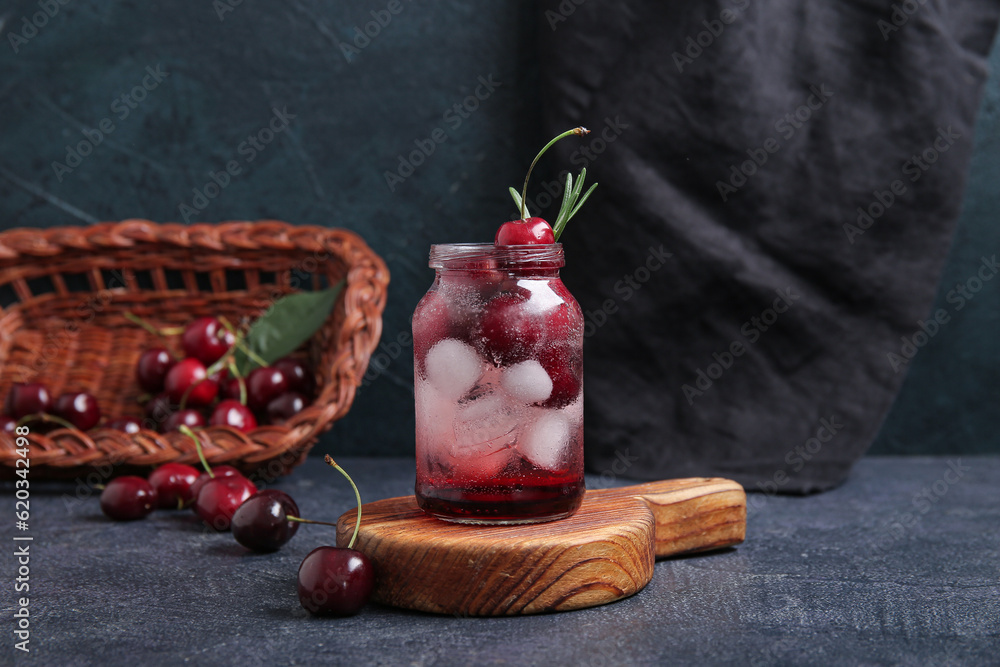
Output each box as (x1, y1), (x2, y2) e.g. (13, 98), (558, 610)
(235, 281), (344, 374)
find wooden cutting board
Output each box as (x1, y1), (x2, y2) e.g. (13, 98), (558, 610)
(335, 478), (746, 616)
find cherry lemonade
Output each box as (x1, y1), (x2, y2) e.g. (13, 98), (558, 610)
(414, 127), (596, 524)
(413, 243), (584, 523)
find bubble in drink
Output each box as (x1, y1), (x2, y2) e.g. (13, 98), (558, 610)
(518, 410), (571, 471)
(500, 359), (553, 405)
(424, 339), (484, 400)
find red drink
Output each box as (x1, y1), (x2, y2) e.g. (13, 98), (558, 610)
(413, 243), (584, 524)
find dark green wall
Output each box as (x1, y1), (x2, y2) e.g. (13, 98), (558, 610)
(869, 39), (1000, 455)
(0, 0), (541, 458)
(0, 1), (995, 456)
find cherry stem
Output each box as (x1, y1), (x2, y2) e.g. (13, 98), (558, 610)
(519, 127), (590, 220)
(286, 516), (339, 528)
(227, 359), (247, 406)
(237, 338), (269, 371)
(124, 312), (169, 338)
(15, 412), (76, 431)
(206, 319), (240, 377)
(216, 316), (268, 370)
(180, 425), (213, 477)
(178, 378), (210, 411)
(324, 454), (362, 549)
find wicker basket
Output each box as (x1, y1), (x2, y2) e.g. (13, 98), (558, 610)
(0, 220), (388, 481)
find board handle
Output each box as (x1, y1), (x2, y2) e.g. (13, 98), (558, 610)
(590, 478), (746, 558)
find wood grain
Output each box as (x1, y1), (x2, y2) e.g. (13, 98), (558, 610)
(335, 477), (746, 616)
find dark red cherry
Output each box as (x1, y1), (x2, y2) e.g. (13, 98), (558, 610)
(209, 400), (257, 433)
(5, 383), (52, 420)
(272, 358), (315, 396)
(477, 288), (544, 366)
(246, 367), (289, 412)
(189, 466), (244, 505)
(145, 392), (176, 425)
(148, 462), (201, 509)
(0, 416), (16, 434)
(106, 416), (143, 434)
(220, 377), (244, 401)
(412, 291), (458, 375)
(53, 392), (102, 431)
(164, 358), (218, 407)
(231, 490), (300, 552)
(297, 546), (375, 616)
(100, 476), (158, 521)
(537, 345), (582, 408)
(163, 409), (206, 433)
(136, 347), (176, 393)
(195, 475), (257, 531)
(182, 317), (236, 365)
(266, 392), (307, 423)
(494, 217), (555, 245)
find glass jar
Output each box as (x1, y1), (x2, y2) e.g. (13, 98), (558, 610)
(412, 243), (585, 524)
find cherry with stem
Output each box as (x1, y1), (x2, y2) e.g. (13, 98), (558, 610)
(497, 127), (599, 245)
(296, 455), (374, 616)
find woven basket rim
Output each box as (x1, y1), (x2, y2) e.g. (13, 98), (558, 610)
(0, 219), (390, 480)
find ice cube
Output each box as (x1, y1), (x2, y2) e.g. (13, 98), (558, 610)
(452, 390), (521, 454)
(415, 380), (456, 461)
(517, 410), (571, 471)
(448, 390), (519, 479)
(500, 359), (553, 405)
(424, 338), (484, 401)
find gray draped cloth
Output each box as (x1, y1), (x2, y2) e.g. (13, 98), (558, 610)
(539, 0), (1000, 492)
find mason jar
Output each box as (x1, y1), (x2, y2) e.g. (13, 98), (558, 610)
(412, 243), (584, 524)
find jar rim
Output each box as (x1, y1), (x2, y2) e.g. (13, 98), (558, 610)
(429, 243), (564, 269)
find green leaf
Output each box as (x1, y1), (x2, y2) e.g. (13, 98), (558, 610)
(508, 187), (529, 218)
(554, 181), (598, 242)
(572, 167), (587, 200)
(554, 172), (574, 233)
(568, 183), (598, 221)
(234, 280), (345, 374)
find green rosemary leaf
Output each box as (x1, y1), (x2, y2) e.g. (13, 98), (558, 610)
(572, 167), (587, 200)
(509, 187), (528, 218)
(567, 182), (598, 221)
(553, 173), (574, 236)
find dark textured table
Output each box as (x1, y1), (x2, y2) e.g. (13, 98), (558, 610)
(3, 456), (998, 666)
